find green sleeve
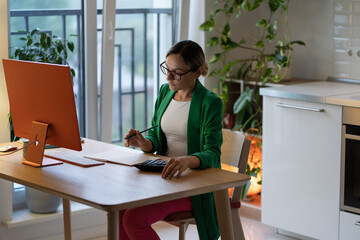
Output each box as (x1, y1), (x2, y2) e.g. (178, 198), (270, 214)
(191, 96), (223, 169)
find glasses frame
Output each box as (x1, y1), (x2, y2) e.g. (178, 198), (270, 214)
(159, 61), (193, 80)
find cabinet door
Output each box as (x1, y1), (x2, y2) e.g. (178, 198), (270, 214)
(261, 96), (342, 240)
(339, 211), (360, 240)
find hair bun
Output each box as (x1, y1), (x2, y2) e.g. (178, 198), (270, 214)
(202, 62), (209, 76)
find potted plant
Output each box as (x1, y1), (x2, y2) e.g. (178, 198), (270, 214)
(10, 27), (76, 213)
(200, 0), (305, 198)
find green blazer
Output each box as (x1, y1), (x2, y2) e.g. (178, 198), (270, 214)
(145, 80), (223, 240)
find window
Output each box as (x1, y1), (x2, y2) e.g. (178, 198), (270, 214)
(9, 0), (84, 208)
(9, 0), (178, 206)
(96, 0), (177, 143)
(9, 1), (85, 135)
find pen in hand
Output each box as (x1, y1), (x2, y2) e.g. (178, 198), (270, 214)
(125, 125), (159, 139)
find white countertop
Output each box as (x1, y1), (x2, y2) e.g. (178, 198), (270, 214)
(260, 80), (360, 107)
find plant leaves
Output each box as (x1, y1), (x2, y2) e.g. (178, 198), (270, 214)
(30, 28), (40, 36)
(251, 0), (263, 10)
(209, 69), (220, 78)
(67, 42), (74, 52)
(233, 87), (253, 114)
(206, 37), (219, 47)
(254, 40), (264, 49)
(209, 53), (222, 64)
(290, 40), (306, 46)
(221, 59), (240, 74)
(199, 20), (215, 32)
(70, 68), (76, 77)
(241, 0), (251, 12)
(237, 63), (247, 79)
(256, 19), (267, 28)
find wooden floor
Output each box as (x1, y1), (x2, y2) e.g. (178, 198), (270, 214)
(92, 195), (297, 240)
(92, 217), (295, 240)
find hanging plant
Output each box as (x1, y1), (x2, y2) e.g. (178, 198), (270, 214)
(200, 0), (305, 133)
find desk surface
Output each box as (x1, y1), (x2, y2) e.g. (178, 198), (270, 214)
(0, 139), (250, 212)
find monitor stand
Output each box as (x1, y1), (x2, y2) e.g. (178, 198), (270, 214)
(22, 121), (63, 167)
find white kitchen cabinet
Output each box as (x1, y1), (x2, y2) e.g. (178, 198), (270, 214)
(339, 211), (360, 240)
(261, 96), (342, 240)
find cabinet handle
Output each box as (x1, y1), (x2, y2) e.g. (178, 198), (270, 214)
(276, 103), (325, 112)
(356, 221), (360, 226)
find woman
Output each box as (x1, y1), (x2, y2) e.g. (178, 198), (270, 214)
(122, 40), (223, 240)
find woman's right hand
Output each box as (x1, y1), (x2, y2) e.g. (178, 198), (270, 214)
(124, 129), (153, 152)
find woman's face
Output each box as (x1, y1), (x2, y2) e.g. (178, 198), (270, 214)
(164, 54), (200, 92)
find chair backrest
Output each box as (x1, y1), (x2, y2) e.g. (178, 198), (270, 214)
(221, 129), (251, 201)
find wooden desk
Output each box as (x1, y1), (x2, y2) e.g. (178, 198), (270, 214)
(0, 139), (250, 240)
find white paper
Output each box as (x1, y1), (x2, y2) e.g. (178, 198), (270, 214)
(83, 148), (158, 166)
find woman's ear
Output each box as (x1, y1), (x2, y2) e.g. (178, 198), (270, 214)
(195, 67), (202, 78)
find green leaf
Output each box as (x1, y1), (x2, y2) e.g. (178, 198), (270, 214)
(256, 19), (267, 28)
(239, 39), (246, 45)
(26, 38), (33, 47)
(40, 32), (47, 48)
(251, 0), (263, 10)
(46, 36), (51, 48)
(266, 34), (275, 42)
(221, 59), (240, 74)
(56, 43), (64, 53)
(242, 64), (252, 80)
(265, 54), (275, 62)
(241, 0), (251, 12)
(268, 0), (281, 12)
(233, 87), (253, 114)
(222, 23), (231, 37)
(290, 40), (306, 46)
(271, 20), (278, 31)
(261, 68), (273, 82)
(254, 40), (264, 49)
(199, 20), (215, 32)
(209, 53), (222, 64)
(70, 68), (76, 77)
(256, 60), (264, 69)
(209, 69), (220, 78)
(30, 28), (40, 36)
(67, 42), (74, 52)
(237, 63), (247, 79)
(206, 37), (219, 47)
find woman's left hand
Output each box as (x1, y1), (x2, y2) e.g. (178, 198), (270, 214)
(162, 156), (200, 179)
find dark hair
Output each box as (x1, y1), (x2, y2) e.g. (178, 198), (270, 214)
(166, 40), (209, 76)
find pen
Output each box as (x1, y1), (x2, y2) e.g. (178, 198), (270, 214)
(125, 125), (159, 139)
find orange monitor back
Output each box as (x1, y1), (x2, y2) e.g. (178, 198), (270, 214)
(2, 59), (82, 167)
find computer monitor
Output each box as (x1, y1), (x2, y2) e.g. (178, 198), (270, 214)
(2, 59), (82, 167)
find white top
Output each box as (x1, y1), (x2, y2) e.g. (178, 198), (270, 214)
(161, 99), (191, 157)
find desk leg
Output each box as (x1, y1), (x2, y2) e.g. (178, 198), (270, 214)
(214, 189), (234, 240)
(63, 198), (72, 240)
(107, 211), (119, 240)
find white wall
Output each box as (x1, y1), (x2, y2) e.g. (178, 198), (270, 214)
(204, 0), (335, 90)
(287, 0), (334, 80)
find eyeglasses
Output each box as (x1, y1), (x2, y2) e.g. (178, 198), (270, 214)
(159, 61), (193, 80)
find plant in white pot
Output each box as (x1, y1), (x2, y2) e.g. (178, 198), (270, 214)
(11, 28), (76, 213)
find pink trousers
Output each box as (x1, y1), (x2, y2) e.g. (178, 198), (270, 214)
(119, 197), (192, 240)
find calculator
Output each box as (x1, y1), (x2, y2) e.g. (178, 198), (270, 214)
(134, 159), (167, 172)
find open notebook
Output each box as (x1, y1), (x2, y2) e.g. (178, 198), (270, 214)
(83, 148), (160, 166)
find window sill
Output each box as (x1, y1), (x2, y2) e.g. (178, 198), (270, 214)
(3, 201), (95, 229)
